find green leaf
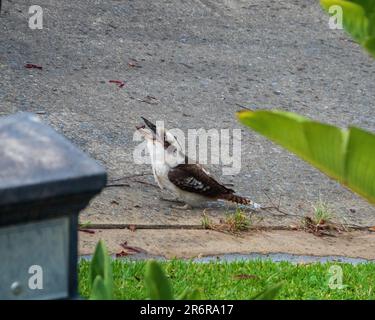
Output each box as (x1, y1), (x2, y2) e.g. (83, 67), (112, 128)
(237, 110), (375, 204)
(89, 240), (113, 299)
(177, 288), (204, 300)
(320, 0), (375, 57)
(89, 275), (111, 300)
(346, 127), (375, 202)
(144, 261), (173, 300)
(364, 36), (375, 52)
(251, 282), (283, 300)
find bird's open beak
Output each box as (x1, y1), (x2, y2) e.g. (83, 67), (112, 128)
(141, 117), (157, 134)
(136, 117), (161, 143)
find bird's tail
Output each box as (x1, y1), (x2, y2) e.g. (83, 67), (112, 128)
(220, 193), (261, 209)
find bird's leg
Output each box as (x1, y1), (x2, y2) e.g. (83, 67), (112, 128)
(171, 203), (192, 210)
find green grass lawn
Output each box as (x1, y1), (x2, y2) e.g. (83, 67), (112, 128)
(78, 259), (375, 300)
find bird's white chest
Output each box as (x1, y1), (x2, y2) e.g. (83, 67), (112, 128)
(146, 140), (211, 206)
(147, 140), (177, 192)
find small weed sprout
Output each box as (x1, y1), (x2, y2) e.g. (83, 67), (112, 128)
(225, 207), (251, 232)
(201, 208), (251, 233)
(79, 221), (92, 229)
(302, 200), (345, 236)
(312, 200), (332, 224)
(201, 210), (213, 229)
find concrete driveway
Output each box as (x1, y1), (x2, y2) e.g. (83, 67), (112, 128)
(1, 0), (374, 258)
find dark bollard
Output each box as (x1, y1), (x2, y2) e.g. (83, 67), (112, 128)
(0, 112), (106, 299)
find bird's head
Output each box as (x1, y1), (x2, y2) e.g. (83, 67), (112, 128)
(136, 117), (183, 153)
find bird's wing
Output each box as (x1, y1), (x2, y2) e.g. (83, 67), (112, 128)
(168, 163), (234, 197)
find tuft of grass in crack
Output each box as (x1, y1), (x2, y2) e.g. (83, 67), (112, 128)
(312, 200), (333, 225)
(302, 200), (348, 236)
(224, 207), (251, 233)
(201, 208), (251, 233)
(201, 210), (213, 229)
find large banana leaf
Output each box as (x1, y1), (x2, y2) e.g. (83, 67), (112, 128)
(320, 0), (375, 57)
(237, 110), (375, 205)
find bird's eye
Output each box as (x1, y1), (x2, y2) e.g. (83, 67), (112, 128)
(163, 135), (170, 149)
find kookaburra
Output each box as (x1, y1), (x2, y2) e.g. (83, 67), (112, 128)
(137, 117), (260, 210)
